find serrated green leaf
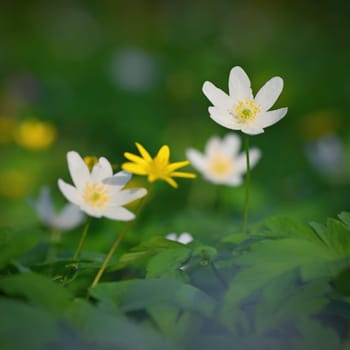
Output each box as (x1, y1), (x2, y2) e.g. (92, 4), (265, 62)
(310, 218), (350, 256)
(146, 247), (191, 278)
(338, 211), (350, 228)
(254, 216), (318, 241)
(221, 237), (344, 330)
(0, 229), (40, 269)
(0, 272), (72, 315)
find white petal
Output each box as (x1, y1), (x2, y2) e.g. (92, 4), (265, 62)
(91, 157), (113, 182)
(67, 151), (90, 190)
(222, 133), (241, 157)
(209, 107), (242, 131)
(228, 66), (253, 101)
(35, 187), (55, 225)
(186, 149), (207, 172)
(53, 204), (85, 231)
(103, 206), (135, 221)
(241, 125), (265, 135)
(223, 176), (243, 186)
(102, 171), (132, 190)
(58, 179), (81, 206)
(205, 135), (221, 156)
(235, 148), (261, 173)
(178, 233), (193, 244)
(202, 81), (231, 109)
(166, 233), (177, 241)
(110, 188), (147, 206)
(254, 77), (283, 111)
(256, 108), (288, 129)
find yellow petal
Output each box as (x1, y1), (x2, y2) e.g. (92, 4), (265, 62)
(155, 145), (170, 164)
(167, 160), (190, 171)
(171, 171), (196, 178)
(135, 142), (152, 162)
(122, 162), (148, 175)
(164, 177), (178, 188)
(124, 152), (146, 164)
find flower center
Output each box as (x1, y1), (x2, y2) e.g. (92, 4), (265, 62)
(232, 99), (260, 122)
(208, 154), (233, 178)
(83, 182), (110, 208)
(147, 159), (169, 181)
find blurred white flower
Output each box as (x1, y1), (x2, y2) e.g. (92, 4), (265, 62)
(202, 66), (288, 135)
(305, 135), (345, 177)
(186, 133), (261, 186)
(166, 232), (193, 244)
(58, 151), (147, 221)
(33, 186), (84, 231)
(109, 48), (157, 91)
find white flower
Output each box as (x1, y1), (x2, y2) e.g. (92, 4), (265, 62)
(186, 133), (261, 186)
(166, 232), (193, 244)
(58, 151), (147, 221)
(202, 66), (288, 135)
(305, 135), (345, 177)
(32, 186), (84, 231)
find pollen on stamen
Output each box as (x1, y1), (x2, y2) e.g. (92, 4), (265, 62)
(232, 99), (260, 123)
(84, 182), (110, 208)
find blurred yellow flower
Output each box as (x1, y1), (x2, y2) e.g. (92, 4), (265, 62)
(84, 156), (99, 171)
(14, 118), (57, 150)
(0, 116), (15, 144)
(122, 142), (196, 188)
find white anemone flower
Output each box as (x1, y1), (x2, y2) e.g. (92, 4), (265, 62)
(58, 151), (147, 221)
(202, 66), (288, 135)
(32, 186), (84, 231)
(166, 232), (193, 244)
(186, 133), (261, 186)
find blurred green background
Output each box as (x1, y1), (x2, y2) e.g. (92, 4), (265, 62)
(1, 0), (350, 234)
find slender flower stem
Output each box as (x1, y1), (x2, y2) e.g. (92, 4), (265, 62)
(90, 188), (150, 288)
(242, 134), (250, 233)
(72, 218), (91, 260)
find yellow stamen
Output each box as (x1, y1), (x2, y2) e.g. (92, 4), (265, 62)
(232, 99), (260, 122)
(209, 154), (233, 177)
(84, 182), (110, 208)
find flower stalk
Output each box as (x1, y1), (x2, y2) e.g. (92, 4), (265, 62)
(242, 134), (250, 233)
(90, 187), (150, 288)
(72, 218), (91, 260)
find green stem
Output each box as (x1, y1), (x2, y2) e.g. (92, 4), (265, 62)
(72, 218), (91, 260)
(90, 187), (150, 289)
(242, 134), (250, 233)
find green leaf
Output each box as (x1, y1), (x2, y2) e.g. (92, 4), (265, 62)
(146, 247), (191, 278)
(0, 272), (72, 315)
(254, 216), (318, 241)
(90, 278), (215, 317)
(0, 298), (59, 350)
(0, 228), (40, 269)
(310, 218), (350, 257)
(338, 211), (350, 228)
(221, 237), (344, 330)
(112, 236), (182, 270)
(65, 298), (178, 350)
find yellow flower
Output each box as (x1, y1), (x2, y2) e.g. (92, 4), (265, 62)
(14, 118), (56, 150)
(122, 142), (196, 188)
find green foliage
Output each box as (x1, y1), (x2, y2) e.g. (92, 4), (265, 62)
(1, 213), (350, 349)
